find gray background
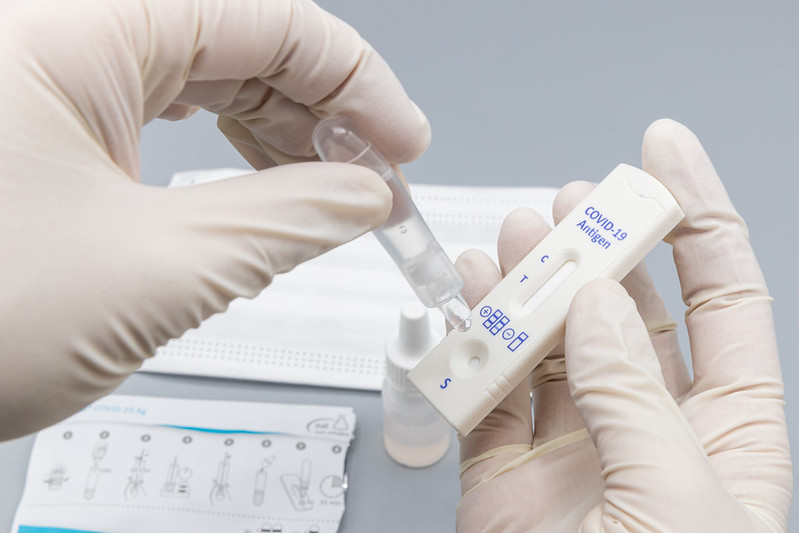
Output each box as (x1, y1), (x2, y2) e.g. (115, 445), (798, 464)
(1, 1), (797, 531)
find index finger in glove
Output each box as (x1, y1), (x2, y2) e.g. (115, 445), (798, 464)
(162, 0), (430, 163)
(641, 120), (781, 392)
(642, 120), (791, 518)
(6, 0), (429, 173)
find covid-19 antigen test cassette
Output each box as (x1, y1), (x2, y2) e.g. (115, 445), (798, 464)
(407, 164), (684, 436)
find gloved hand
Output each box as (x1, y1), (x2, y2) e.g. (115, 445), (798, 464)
(456, 120), (792, 532)
(0, 0), (430, 440)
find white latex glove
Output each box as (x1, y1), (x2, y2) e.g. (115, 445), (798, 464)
(0, 0), (430, 440)
(456, 120), (792, 532)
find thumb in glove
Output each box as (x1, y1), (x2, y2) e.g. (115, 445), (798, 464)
(565, 279), (780, 533)
(0, 162), (390, 440)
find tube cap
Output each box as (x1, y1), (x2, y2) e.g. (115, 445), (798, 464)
(385, 302), (442, 391)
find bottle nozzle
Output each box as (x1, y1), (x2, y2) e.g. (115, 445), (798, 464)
(438, 293), (472, 332)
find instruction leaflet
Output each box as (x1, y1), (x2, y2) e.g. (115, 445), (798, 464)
(12, 395), (355, 533)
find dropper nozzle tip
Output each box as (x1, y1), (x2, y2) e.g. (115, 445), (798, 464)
(439, 293), (472, 332)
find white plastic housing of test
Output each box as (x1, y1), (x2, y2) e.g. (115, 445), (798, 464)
(407, 164), (684, 436)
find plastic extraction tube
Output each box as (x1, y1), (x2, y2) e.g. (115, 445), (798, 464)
(313, 116), (471, 332)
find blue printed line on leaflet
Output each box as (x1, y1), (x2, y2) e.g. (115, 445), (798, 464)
(160, 424), (283, 435)
(19, 527), (105, 533)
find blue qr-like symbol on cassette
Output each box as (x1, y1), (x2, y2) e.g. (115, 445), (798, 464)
(502, 328), (515, 341)
(490, 315), (509, 335)
(507, 332), (529, 352)
(482, 309), (503, 332)
(480, 306), (493, 318)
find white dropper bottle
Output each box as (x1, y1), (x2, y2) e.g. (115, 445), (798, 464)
(382, 301), (451, 467)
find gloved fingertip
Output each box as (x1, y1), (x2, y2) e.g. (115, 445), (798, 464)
(379, 109), (431, 163)
(643, 117), (694, 146)
(641, 118), (724, 206)
(497, 207), (550, 275)
(332, 101), (431, 165)
(568, 279), (646, 366)
(498, 207), (549, 243)
(499, 206), (543, 232)
(570, 278), (630, 315)
(642, 118), (702, 170)
(374, 100), (431, 163)
(411, 101), (431, 137)
(455, 249), (502, 308)
(566, 279), (668, 396)
(454, 249), (495, 272)
(307, 162), (394, 226)
(552, 181), (594, 225)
